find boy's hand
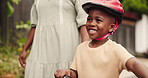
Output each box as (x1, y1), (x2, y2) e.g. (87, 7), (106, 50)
(54, 69), (71, 78)
(19, 50), (28, 68)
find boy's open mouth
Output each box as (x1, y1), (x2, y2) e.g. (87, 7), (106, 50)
(88, 29), (97, 34)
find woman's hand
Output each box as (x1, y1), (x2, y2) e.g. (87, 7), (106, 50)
(19, 50), (28, 68)
(54, 69), (77, 78)
(54, 69), (71, 78)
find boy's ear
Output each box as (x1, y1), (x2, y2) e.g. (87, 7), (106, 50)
(109, 24), (115, 33)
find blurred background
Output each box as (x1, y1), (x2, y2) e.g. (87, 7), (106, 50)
(0, 0), (148, 78)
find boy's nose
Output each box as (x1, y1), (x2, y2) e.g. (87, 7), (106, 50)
(89, 21), (96, 27)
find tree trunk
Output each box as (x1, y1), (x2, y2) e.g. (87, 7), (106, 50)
(0, 0), (9, 45)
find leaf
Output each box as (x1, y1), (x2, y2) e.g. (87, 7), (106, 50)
(122, 0), (148, 14)
(7, 1), (14, 17)
(11, 0), (21, 5)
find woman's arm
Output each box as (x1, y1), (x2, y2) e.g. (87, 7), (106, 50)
(19, 27), (36, 67)
(126, 57), (148, 78)
(79, 25), (90, 42)
(22, 27), (36, 52)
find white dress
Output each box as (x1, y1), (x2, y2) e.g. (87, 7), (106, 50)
(25, 0), (87, 78)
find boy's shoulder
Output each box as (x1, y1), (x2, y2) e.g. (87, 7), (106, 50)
(108, 39), (123, 48)
(109, 39), (127, 52)
(77, 40), (89, 48)
(76, 39), (124, 50)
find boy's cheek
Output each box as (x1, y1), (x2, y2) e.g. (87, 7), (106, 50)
(85, 22), (90, 27)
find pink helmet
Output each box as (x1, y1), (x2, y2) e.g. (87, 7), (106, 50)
(82, 0), (124, 24)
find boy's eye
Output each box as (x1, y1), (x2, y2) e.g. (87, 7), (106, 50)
(96, 19), (102, 22)
(87, 18), (92, 21)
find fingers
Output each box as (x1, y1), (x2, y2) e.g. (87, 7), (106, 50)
(54, 69), (70, 78)
(19, 52), (27, 68)
(63, 75), (71, 78)
(54, 70), (63, 78)
(19, 56), (26, 68)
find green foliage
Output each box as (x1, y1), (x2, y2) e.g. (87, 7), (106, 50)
(7, 1), (14, 17)
(0, 20), (30, 78)
(16, 20), (31, 30)
(11, 0), (20, 5)
(15, 20), (30, 47)
(122, 0), (148, 14)
(0, 45), (24, 78)
(7, 0), (21, 17)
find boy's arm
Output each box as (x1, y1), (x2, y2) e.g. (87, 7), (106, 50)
(126, 57), (148, 78)
(54, 69), (77, 78)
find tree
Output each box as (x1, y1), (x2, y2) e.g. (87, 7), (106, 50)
(0, 0), (20, 45)
(122, 0), (148, 14)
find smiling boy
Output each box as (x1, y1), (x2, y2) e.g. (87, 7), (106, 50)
(54, 0), (148, 78)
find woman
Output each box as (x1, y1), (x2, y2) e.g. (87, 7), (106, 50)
(19, 0), (89, 78)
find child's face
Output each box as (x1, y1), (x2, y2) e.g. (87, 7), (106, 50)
(86, 9), (115, 40)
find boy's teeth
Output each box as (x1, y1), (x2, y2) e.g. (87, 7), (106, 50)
(90, 30), (96, 32)
(90, 30), (94, 32)
(89, 30), (97, 34)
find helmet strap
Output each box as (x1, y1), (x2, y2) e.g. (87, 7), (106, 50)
(95, 17), (118, 40)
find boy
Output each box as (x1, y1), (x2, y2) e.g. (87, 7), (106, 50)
(54, 0), (148, 78)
